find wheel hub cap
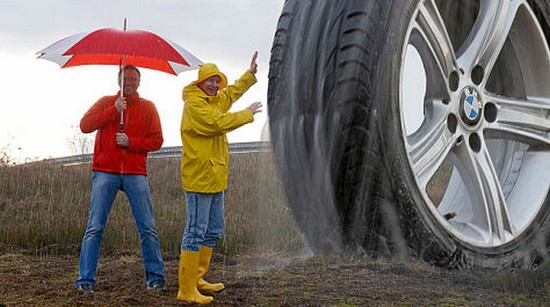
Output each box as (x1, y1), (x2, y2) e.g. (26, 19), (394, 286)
(459, 87), (483, 125)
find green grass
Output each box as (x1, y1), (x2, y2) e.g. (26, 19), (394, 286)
(0, 152), (303, 258)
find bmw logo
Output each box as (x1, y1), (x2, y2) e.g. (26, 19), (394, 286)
(460, 87), (483, 125)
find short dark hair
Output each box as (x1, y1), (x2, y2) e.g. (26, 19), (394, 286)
(119, 65), (141, 78)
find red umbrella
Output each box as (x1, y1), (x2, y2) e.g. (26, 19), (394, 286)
(37, 19), (202, 130)
(37, 20), (202, 75)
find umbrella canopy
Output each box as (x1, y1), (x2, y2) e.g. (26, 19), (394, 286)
(37, 21), (202, 132)
(37, 27), (202, 75)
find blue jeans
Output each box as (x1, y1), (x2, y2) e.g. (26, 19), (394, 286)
(75, 172), (165, 287)
(181, 191), (224, 252)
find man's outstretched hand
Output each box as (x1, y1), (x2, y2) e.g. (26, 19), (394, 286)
(246, 101), (263, 115)
(249, 51), (258, 75)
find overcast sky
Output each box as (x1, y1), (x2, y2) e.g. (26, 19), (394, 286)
(0, 0), (285, 162)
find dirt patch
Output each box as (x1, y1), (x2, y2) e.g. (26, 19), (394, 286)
(1, 252), (549, 306)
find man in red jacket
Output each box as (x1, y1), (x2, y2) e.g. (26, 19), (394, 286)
(75, 65), (167, 294)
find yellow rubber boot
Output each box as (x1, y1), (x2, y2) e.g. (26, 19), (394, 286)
(198, 246), (225, 292)
(177, 250), (214, 304)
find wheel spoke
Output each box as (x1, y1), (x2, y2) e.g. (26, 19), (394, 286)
(408, 112), (455, 188)
(452, 142), (515, 243)
(486, 95), (550, 147)
(458, 0), (524, 75)
(413, 0), (458, 84)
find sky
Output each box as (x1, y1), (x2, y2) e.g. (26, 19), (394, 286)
(0, 0), (285, 162)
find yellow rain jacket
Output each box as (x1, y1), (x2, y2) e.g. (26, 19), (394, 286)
(180, 68), (257, 193)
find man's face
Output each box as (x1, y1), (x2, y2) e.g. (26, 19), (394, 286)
(198, 75), (221, 96)
(119, 69), (140, 96)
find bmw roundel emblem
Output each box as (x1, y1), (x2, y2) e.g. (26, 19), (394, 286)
(460, 87), (483, 125)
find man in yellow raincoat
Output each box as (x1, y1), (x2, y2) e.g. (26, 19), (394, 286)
(177, 52), (263, 304)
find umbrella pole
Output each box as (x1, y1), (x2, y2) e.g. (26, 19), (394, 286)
(120, 55), (125, 132)
(119, 18), (127, 133)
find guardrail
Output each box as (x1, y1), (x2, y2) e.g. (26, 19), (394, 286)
(53, 141), (272, 166)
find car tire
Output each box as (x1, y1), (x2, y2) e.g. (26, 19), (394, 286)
(268, 0), (550, 269)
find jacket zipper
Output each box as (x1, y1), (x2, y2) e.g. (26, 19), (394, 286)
(121, 149), (125, 174)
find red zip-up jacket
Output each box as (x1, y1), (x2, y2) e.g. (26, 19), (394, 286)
(80, 91), (163, 175)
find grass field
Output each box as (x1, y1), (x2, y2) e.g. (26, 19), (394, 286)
(0, 151), (303, 258)
(1, 151), (550, 305)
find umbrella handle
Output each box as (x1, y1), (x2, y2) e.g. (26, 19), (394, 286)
(120, 111), (124, 132)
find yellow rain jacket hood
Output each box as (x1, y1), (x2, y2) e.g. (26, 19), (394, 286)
(191, 63), (228, 90)
(180, 66), (257, 193)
